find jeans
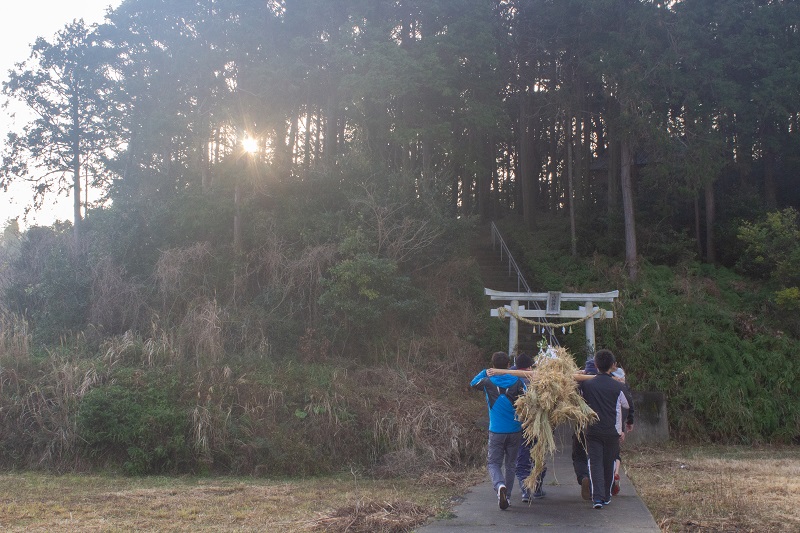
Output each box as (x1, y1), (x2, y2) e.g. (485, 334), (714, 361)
(487, 431), (522, 495)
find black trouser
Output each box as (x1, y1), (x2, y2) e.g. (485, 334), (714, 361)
(571, 432), (588, 484)
(586, 432), (620, 503)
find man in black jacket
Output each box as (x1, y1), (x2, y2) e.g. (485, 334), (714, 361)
(579, 349), (634, 509)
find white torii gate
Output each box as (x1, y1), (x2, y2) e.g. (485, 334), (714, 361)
(485, 289), (619, 356)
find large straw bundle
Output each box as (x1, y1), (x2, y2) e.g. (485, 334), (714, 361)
(515, 346), (597, 491)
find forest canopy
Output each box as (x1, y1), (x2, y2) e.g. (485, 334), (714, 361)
(1, 0), (797, 257)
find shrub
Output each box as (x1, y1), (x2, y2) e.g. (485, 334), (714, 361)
(318, 253), (433, 350)
(3, 225), (91, 343)
(736, 208), (800, 286)
(77, 383), (191, 475)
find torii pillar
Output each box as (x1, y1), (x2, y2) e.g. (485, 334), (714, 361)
(485, 290), (619, 356)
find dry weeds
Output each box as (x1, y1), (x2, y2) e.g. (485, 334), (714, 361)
(0, 471), (475, 532)
(0, 446), (797, 532)
(515, 346), (597, 491)
(626, 444), (800, 533)
(0, 312), (30, 361)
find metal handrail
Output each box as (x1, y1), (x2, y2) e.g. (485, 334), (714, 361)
(489, 221), (559, 347)
(490, 221), (532, 293)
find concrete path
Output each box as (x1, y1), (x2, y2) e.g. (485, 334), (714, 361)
(415, 428), (661, 532)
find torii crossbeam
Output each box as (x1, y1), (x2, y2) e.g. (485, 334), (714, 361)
(485, 289), (619, 356)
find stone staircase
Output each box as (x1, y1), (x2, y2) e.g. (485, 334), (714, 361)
(470, 224), (540, 355)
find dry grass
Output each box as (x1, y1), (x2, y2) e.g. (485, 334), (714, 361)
(0, 470), (480, 532)
(626, 444), (800, 533)
(0, 312), (30, 361)
(515, 346), (597, 491)
(1, 446), (798, 532)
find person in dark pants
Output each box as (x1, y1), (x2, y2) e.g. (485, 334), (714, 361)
(578, 349), (634, 509)
(573, 356), (597, 500)
(510, 353), (547, 503)
(471, 351), (526, 510)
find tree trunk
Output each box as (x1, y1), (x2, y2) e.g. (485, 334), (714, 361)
(694, 195), (702, 258)
(547, 120), (559, 212)
(303, 103), (312, 178)
(323, 86), (338, 165)
(757, 119), (778, 208)
(70, 92), (82, 246)
(519, 90), (535, 228)
(763, 142), (777, 209)
(704, 181), (716, 264)
(200, 137), (210, 191)
(567, 121), (577, 257)
(620, 138), (638, 281)
(451, 160), (461, 217)
(607, 136), (620, 216)
(288, 112), (299, 168)
(477, 133), (493, 220)
(234, 179), (241, 255)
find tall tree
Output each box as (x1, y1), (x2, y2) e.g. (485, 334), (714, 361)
(1, 20), (119, 245)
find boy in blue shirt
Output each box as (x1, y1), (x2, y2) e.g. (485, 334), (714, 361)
(471, 351), (525, 510)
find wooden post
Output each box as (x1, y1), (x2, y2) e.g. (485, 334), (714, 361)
(584, 300), (595, 355)
(509, 300), (519, 356)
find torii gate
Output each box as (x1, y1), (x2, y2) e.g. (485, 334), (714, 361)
(485, 289), (619, 356)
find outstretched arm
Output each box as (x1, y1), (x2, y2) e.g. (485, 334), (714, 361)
(489, 367), (599, 382)
(486, 368), (535, 379)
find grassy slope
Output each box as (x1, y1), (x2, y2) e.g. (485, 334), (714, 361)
(496, 218), (800, 444)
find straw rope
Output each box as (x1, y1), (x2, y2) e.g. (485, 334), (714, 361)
(496, 305), (608, 328)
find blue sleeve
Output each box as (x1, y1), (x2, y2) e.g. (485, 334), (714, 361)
(470, 369), (488, 388)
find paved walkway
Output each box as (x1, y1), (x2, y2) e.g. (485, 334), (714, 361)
(415, 427), (661, 532)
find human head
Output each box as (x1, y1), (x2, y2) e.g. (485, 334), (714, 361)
(491, 351), (510, 369)
(593, 349), (616, 374)
(515, 353), (533, 370)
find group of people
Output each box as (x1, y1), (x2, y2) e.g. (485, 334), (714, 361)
(470, 348), (634, 510)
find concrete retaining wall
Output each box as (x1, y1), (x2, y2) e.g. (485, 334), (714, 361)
(624, 391), (669, 446)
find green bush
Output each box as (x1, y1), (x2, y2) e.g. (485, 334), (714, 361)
(77, 383), (191, 475)
(736, 208), (800, 286)
(4, 225), (90, 343)
(318, 253), (433, 349)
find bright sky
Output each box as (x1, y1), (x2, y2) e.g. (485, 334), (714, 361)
(1, 1), (122, 229)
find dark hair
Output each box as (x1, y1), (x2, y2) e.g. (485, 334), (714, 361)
(594, 349), (616, 373)
(491, 351), (510, 369)
(514, 353), (533, 369)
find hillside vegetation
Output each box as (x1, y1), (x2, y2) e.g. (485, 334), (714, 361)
(1, 0), (799, 476)
(1, 189), (798, 476)
(499, 218), (800, 444)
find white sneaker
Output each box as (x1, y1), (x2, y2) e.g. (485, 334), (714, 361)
(498, 485), (509, 510)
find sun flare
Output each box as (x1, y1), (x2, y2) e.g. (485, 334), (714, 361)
(242, 136), (259, 154)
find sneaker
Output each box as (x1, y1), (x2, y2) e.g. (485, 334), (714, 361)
(593, 501), (603, 510)
(533, 471), (546, 499)
(498, 485), (509, 510)
(581, 477), (591, 501)
(602, 500), (611, 506)
(611, 473), (620, 496)
(521, 488), (531, 504)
